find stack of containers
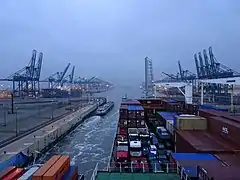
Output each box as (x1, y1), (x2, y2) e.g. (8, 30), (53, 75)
(32, 155), (78, 180)
(138, 99), (164, 123)
(156, 112), (177, 140)
(185, 103), (199, 115)
(162, 100), (184, 112)
(0, 166), (24, 180)
(119, 105), (128, 119)
(169, 152), (218, 179)
(127, 105), (144, 128)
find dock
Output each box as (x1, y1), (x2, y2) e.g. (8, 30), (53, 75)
(0, 102), (98, 163)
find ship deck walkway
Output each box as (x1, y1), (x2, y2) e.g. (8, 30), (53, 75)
(96, 172), (181, 180)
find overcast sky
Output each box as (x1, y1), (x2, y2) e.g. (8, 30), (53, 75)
(0, 0), (240, 86)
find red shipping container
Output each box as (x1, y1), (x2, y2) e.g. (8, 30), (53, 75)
(199, 109), (226, 118)
(2, 168), (24, 180)
(208, 116), (240, 146)
(222, 114), (240, 124)
(175, 130), (240, 153)
(197, 161), (240, 180)
(213, 152), (240, 167)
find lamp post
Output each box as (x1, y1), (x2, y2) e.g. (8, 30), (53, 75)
(51, 100), (54, 120)
(15, 106), (18, 136)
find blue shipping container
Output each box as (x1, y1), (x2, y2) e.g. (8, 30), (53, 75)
(167, 99), (177, 103)
(199, 105), (228, 112)
(182, 166), (198, 178)
(0, 152), (29, 171)
(62, 166), (78, 180)
(157, 112), (177, 126)
(171, 153), (217, 161)
(127, 105), (144, 111)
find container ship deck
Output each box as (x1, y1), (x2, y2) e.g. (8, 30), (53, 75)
(91, 98), (240, 180)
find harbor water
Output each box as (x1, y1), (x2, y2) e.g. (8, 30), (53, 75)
(37, 85), (141, 179)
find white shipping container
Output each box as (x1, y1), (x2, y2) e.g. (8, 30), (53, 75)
(166, 120), (174, 135)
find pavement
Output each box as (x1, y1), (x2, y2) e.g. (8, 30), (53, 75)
(0, 100), (86, 142)
(0, 104), (96, 163)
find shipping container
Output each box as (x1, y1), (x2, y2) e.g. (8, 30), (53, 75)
(2, 168), (24, 180)
(137, 99), (162, 106)
(121, 99), (141, 105)
(156, 112), (177, 127)
(136, 120), (146, 128)
(127, 120), (137, 128)
(118, 128), (127, 135)
(176, 115), (207, 130)
(43, 155), (70, 180)
(208, 116), (240, 146)
(169, 153), (218, 178)
(0, 166), (16, 179)
(32, 155), (61, 180)
(185, 104), (199, 115)
(175, 130), (239, 153)
(213, 153), (240, 167)
(221, 114), (240, 124)
(199, 109), (226, 118)
(19, 167), (39, 180)
(119, 105), (128, 119)
(128, 105), (144, 119)
(166, 120), (175, 136)
(199, 104), (228, 112)
(119, 119), (128, 128)
(62, 166), (78, 180)
(197, 160), (240, 180)
(144, 108), (156, 120)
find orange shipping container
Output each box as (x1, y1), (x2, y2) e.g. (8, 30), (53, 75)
(43, 155), (70, 180)
(32, 155), (61, 180)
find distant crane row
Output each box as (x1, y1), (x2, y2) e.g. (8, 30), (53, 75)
(144, 46), (240, 104)
(0, 50), (113, 97)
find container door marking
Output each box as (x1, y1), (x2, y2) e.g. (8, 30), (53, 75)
(222, 126), (229, 134)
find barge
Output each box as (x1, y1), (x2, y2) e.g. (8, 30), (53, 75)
(95, 101), (114, 116)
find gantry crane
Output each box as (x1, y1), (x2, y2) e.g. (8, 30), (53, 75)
(0, 50), (43, 97)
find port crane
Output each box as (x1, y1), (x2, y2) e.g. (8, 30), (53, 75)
(42, 63), (71, 89)
(0, 50), (113, 97)
(0, 50), (43, 97)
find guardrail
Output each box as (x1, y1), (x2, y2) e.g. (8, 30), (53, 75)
(95, 162), (191, 180)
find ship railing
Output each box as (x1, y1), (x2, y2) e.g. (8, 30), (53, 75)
(104, 162), (191, 180)
(107, 114), (119, 170)
(90, 163), (99, 180)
